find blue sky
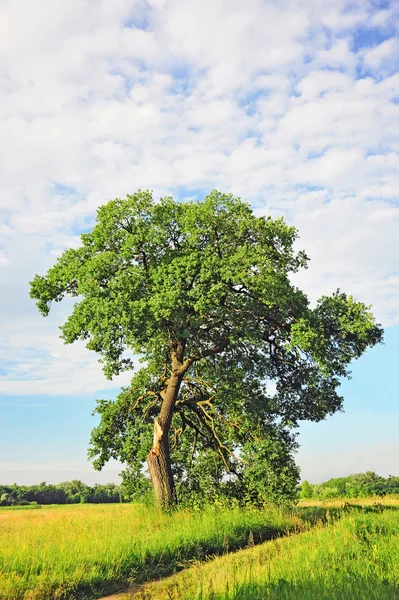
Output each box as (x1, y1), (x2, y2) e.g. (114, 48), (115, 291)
(0, 0), (399, 485)
(297, 323), (399, 482)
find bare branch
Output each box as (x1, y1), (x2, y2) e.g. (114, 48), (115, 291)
(180, 400), (243, 469)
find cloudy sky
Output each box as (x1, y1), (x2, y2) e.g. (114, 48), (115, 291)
(1, 0), (398, 485)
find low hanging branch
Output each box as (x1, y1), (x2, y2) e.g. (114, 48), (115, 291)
(175, 385), (245, 471)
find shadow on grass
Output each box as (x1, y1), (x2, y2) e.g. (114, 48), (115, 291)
(72, 523), (290, 600)
(293, 502), (399, 527)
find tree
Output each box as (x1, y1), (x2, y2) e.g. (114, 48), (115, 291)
(30, 190), (383, 508)
(300, 480), (313, 499)
(0, 493), (12, 506)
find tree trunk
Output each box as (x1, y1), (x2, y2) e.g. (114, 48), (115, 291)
(147, 418), (175, 509)
(147, 370), (183, 509)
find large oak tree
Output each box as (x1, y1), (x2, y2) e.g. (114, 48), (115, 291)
(30, 191), (383, 508)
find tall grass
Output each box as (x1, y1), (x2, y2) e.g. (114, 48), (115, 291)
(134, 506), (399, 600)
(0, 502), (296, 600)
(297, 494), (399, 508)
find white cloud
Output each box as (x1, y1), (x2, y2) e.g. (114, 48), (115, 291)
(1, 0), (399, 398)
(362, 37), (399, 71)
(289, 193), (399, 324)
(0, 316), (134, 395)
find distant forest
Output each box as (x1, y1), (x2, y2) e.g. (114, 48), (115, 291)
(2, 472), (399, 506)
(0, 480), (123, 506)
(300, 472), (399, 499)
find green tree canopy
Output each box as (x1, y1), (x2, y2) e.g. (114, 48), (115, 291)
(30, 190), (383, 507)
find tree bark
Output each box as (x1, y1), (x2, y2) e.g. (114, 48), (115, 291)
(147, 369), (183, 509)
(147, 418), (175, 509)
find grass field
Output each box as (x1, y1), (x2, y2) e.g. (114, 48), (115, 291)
(2, 498), (399, 600)
(0, 502), (297, 600)
(132, 503), (399, 599)
(298, 496), (399, 508)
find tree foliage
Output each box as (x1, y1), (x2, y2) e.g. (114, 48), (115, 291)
(30, 190), (383, 506)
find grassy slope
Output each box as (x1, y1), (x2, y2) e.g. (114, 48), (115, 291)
(0, 503), (296, 600)
(131, 503), (399, 600)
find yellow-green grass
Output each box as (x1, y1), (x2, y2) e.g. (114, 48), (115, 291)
(298, 495), (399, 508)
(131, 505), (399, 600)
(0, 503), (297, 600)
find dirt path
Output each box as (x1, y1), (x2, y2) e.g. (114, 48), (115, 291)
(97, 584), (141, 600)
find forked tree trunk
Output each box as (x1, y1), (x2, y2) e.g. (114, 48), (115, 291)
(147, 370), (183, 509)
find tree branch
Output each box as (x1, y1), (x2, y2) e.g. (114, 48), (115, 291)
(177, 339), (229, 375)
(180, 401), (243, 469)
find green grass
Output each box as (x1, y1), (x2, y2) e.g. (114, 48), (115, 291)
(0, 502), (297, 600)
(0, 504), (41, 511)
(3, 499), (399, 600)
(134, 505), (399, 600)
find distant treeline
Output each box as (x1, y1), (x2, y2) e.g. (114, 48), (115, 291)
(0, 480), (124, 506)
(3, 472), (398, 506)
(300, 472), (399, 499)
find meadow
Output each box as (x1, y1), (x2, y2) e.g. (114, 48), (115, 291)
(131, 500), (399, 600)
(0, 502), (297, 600)
(2, 498), (399, 600)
